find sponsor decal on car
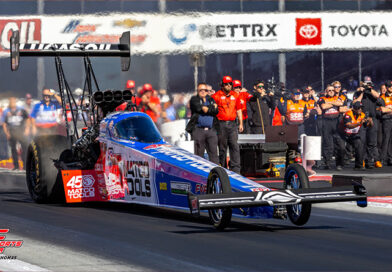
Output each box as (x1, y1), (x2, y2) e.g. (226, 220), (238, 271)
(170, 181), (191, 196)
(159, 182), (167, 191)
(0, 229), (23, 259)
(296, 18), (322, 45)
(126, 161), (151, 198)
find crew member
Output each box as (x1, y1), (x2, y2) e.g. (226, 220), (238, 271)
(233, 79), (252, 134)
(378, 80), (392, 165)
(2, 97), (29, 170)
(353, 76), (382, 168)
(319, 85), (345, 170)
(189, 83), (219, 164)
(302, 88), (321, 136)
(30, 88), (62, 136)
(138, 84), (160, 124)
(280, 89), (307, 138)
(247, 80), (274, 134)
(212, 76), (243, 173)
(341, 102), (370, 170)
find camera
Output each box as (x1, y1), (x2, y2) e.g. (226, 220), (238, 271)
(362, 81), (373, 94)
(265, 77), (285, 97)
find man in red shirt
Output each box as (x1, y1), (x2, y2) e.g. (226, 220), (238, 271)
(138, 83), (160, 124)
(212, 76), (243, 173)
(233, 79), (252, 134)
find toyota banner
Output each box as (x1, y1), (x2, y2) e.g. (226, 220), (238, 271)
(1, 12), (392, 56)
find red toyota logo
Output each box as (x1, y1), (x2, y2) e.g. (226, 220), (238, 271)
(296, 18), (322, 45)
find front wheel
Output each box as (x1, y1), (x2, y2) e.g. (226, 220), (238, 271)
(284, 163), (312, 226)
(207, 167), (232, 230)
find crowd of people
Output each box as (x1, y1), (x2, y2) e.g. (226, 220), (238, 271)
(1, 75), (392, 174)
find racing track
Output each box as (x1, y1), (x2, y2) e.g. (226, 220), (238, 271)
(1, 171), (392, 271)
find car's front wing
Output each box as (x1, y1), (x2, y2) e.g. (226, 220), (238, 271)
(187, 185), (367, 216)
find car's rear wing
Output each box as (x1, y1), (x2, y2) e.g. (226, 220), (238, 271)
(188, 185), (367, 216)
(10, 30), (131, 71)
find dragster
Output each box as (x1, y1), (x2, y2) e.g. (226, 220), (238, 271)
(9, 30), (367, 230)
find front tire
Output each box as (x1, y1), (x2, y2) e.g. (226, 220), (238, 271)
(26, 135), (68, 203)
(284, 163), (312, 226)
(207, 167), (232, 230)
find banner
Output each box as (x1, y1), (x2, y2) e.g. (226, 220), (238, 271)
(1, 12), (392, 56)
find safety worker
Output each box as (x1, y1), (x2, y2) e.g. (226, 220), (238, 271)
(318, 85), (345, 170)
(188, 82), (219, 164)
(378, 80), (392, 165)
(212, 76), (243, 173)
(247, 80), (274, 134)
(280, 89), (307, 138)
(30, 88), (62, 136)
(341, 101), (371, 170)
(138, 83), (160, 124)
(2, 97), (29, 170)
(233, 79), (252, 134)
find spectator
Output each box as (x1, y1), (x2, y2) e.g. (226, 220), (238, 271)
(377, 84), (387, 156)
(353, 76), (382, 168)
(212, 76), (243, 173)
(207, 84), (215, 96)
(30, 88), (62, 136)
(0, 105), (9, 160)
(162, 96), (177, 122)
(2, 97), (29, 170)
(302, 88), (321, 136)
(347, 76), (359, 92)
(319, 85), (345, 170)
(248, 80), (274, 134)
(24, 93), (34, 115)
(188, 83), (219, 164)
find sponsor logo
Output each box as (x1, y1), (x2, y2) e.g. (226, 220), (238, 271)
(159, 182), (167, 191)
(143, 144), (167, 150)
(62, 19), (99, 33)
(168, 23), (197, 45)
(113, 19), (146, 28)
(251, 187), (269, 192)
(126, 161), (151, 197)
(329, 24), (388, 37)
(170, 181), (191, 195)
(20, 43), (112, 50)
(296, 18), (322, 45)
(66, 175), (96, 199)
(0, 229), (23, 258)
(195, 183), (207, 194)
(0, 19), (41, 51)
(199, 23), (277, 39)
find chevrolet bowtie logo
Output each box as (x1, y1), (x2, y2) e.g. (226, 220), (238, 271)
(113, 19), (146, 28)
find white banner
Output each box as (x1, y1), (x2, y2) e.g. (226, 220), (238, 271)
(1, 12), (392, 56)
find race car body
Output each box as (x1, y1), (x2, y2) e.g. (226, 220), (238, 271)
(61, 111), (275, 219)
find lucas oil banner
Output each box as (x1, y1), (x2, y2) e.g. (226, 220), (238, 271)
(1, 12), (392, 56)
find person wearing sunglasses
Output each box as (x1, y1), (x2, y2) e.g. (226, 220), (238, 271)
(318, 85), (345, 170)
(188, 82), (219, 164)
(30, 88), (62, 136)
(212, 76), (243, 173)
(280, 89), (307, 138)
(247, 80), (274, 134)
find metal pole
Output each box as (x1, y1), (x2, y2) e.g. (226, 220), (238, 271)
(240, 0), (244, 85)
(321, 52), (325, 91)
(358, 51), (362, 82)
(36, 0), (44, 97)
(194, 63), (198, 93)
(159, 0), (168, 90)
(278, 0), (286, 85)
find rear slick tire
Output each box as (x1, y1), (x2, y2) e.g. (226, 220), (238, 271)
(284, 163), (312, 226)
(207, 167), (232, 230)
(25, 135), (68, 203)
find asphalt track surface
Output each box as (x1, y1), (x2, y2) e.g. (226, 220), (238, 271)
(1, 171), (392, 271)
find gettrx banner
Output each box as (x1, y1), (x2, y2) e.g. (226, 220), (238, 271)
(1, 12), (392, 56)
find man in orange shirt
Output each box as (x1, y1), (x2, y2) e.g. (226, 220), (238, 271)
(212, 76), (243, 173)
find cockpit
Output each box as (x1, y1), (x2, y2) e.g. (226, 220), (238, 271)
(115, 115), (162, 143)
